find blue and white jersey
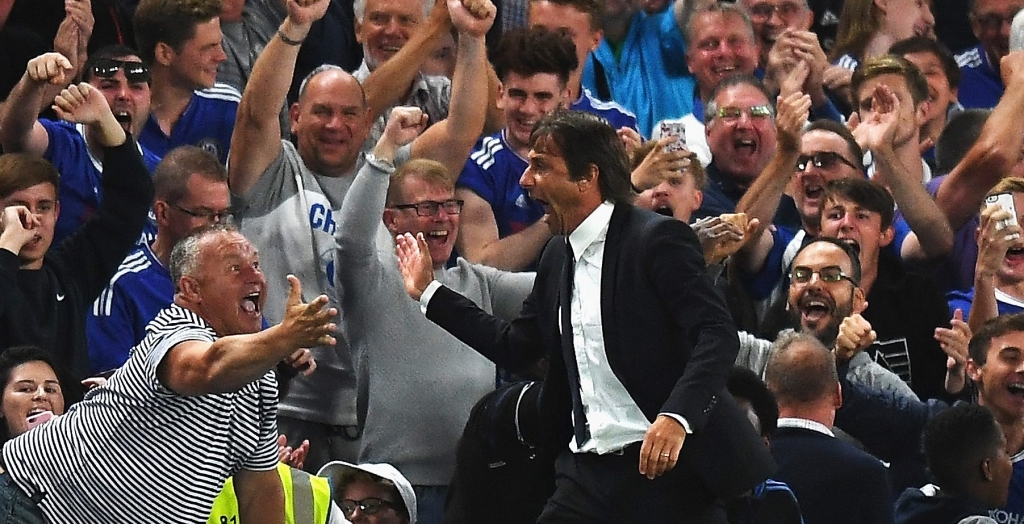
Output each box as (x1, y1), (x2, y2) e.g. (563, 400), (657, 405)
(139, 83), (241, 164)
(956, 44), (1003, 110)
(990, 449), (1024, 523)
(86, 242), (173, 374)
(41, 120), (160, 245)
(458, 131), (543, 239)
(570, 87), (639, 133)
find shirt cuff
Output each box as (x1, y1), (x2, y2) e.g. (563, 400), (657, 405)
(659, 413), (693, 434)
(419, 280), (443, 315)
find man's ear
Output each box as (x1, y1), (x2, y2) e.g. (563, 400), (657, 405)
(851, 286), (867, 314)
(834, 382), (843, 409)
(879, 224), (895, 248)
(382, 208), (398, 234)
(496, 82), (507, 111)
(154, 200), (170, 225)
(967, 357), (983, 383)
(178, 275), (201, 302)
(354, 18), (364, 44)
(915, 100), (931, 129)
(289, 103), (301, 135)
(982, 457), (995, 482)
(154, 42), (176, 67)
(587, 29), (604, 53)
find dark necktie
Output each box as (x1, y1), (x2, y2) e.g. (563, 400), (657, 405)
(560, 239), (590, 448)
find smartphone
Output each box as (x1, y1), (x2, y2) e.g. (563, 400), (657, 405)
(659, 121), (687, 153)
(985, 192), (1020, 240)
(26, 411), (53, 430)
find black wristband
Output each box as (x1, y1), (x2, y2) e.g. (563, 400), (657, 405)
(277, 29), (304, 46)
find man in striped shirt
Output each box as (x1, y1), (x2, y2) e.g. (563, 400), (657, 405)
(0, 225), (335, 523)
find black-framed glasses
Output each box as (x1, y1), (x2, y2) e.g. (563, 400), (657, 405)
(972, 8), (1023, 31)
(796, 152), (859, 172)
(339, 497), (399, 518)
(749, 1), (805, 19)
(790, 265), (857, 285)
(91, 58), (150, 84)
(170, 203), (232, 223)
(392, 199), (464, 216)
(715, 105), (774, 121)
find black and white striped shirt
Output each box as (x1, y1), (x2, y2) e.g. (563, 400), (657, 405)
(3, 304), (279, 523)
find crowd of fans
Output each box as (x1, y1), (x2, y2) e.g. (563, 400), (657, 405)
(3, 0), (1024, 521)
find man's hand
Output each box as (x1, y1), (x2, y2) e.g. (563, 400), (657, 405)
(395, 232), (435, 301)
(283, 348), (317, 376)
(277, 434), (310, 469)
(935, 308), (971, 395)
(25, 53), (73, 86)
(0, 206), (41, 256)
(693, 214), (759, 265)
(777, 58), (809, 99)
(976, 204), (1022, 279)
(1000, 50), (1024, 88)
(617, 127), (643, 157)
(374, 106), (427, 161)
(775, 90), (811, 154)
(834, 312), (876, 362)
(849, 83), (900, 153)
(52, 82), (126, 146)
(639, 415), (686, 480)
(279, 275), (338, 348)
(280, 0), (329, 43)
(449, 0), (495, 37)
(630, 137), (692, 191)
(65, 0), (94, 37)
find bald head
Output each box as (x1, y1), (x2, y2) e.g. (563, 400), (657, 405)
(765, 332), (839, 409)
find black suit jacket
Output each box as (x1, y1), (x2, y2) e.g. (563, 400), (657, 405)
(427, 204), (774, 499)
(771, 426), (895, 524)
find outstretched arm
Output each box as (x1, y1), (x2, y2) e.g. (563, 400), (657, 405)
(230, 0), (329, 196)
(454, 189), (552, 271)
(157, 276), (337, 395)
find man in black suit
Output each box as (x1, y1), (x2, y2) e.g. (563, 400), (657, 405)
(395, 110), (774, 522)
(764, 331), (895, 524)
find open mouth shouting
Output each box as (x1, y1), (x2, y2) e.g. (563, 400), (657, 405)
(240, 290), (262, 317)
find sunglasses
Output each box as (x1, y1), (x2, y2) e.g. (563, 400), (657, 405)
(339, 497), (399, 517)
(714, 105), (774, 121)
(790, 265), (857, 285)
(795, 152), (859, 172)
(90, 59), (150, 84)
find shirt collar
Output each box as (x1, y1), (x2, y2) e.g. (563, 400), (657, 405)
(777, 417), (835, 437)
(568, 201), (614, 262)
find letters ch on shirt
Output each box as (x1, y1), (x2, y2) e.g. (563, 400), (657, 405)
(309, 203), (337, 236)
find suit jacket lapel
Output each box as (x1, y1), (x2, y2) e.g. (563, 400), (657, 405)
(600, 204), (630, 372)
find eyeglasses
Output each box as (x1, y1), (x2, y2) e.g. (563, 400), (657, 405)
(795, 152), (859, 172)
(790, 265), (857, 285)
(749, 1), (805, 19)
(170, 203), (232, 223)
(972, 8), (1023, 31)
(714, 105), (774, 121)
(90, 58), (150, 84)
(392, 199), (464, 216)
(339, 497), (399, 518)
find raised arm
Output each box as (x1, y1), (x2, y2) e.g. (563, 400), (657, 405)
(852, 83), (953, 260)
(229, 0), (329, 196)
(936, 51), (1024, 230)
(0, 53), (73, 155)
(969, 205), (1021, 332)
(734, 89), (809, 273)
(337, 106), (425, 261)
(361, 0), (453, 122)
(410, 0), (495, 178)
(158, 276), (336, 395)
(454, 188), (552, 270)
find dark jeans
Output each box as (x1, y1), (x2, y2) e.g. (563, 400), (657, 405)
(0, 473), (44, 524)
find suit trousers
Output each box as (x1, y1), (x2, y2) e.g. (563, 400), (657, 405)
(537, 443), (727, 524)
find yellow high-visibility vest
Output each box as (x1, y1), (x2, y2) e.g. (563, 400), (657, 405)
(208, 463), (331, 524)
